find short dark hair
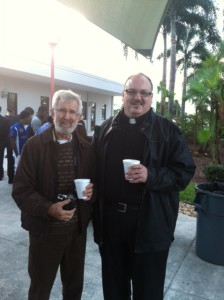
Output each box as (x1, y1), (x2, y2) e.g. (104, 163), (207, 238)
(47, 115), (53, 123)
(24, 107), (34, 115)
(19, 110), (31, 119)
(38, 105), (48, 113)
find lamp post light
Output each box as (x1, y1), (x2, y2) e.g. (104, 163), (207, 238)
(49, 39), (58, 109)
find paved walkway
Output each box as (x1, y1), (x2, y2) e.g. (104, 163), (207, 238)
(0, 168), (224, 299)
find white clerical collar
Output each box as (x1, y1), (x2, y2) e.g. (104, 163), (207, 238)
(129, 118), (136, 124)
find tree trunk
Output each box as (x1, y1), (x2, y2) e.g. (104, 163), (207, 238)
(181, 60), (187, 119)
(160, 29), (167, 116)
(214, 100), (221, 163)
(168, 12), (177, 118)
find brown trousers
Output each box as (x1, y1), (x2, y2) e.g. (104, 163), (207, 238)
(28, 221), (87, 300)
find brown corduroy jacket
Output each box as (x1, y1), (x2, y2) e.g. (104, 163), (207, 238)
(12, 125), (96, 235)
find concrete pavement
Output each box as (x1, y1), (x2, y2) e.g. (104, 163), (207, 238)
(0, 171), (224, 299)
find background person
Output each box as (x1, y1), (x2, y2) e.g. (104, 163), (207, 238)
(76, 117), (88, 141)
(4, 108), (15, 183)
(12, 90), (96, 300)
(9, 110), (31, 169)
(0, 106), (10, 181)
(93, 73), (196, 300)
(5, 108), (19, 124)
(35, 115), (53, 135)
(30, 104), (48, 135)
(24, 106), (35, 117)
(4, 107), (33, 182)
(24, 106), (35, 138)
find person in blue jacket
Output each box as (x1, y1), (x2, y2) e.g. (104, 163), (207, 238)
(93, 73), (196, 300)
(9, 110), (31, 167)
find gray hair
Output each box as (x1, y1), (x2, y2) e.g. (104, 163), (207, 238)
(52, 90), (83, 114)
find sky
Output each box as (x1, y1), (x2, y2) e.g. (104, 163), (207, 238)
(0, 0), (151, 81)
(0, 0), (223, 113)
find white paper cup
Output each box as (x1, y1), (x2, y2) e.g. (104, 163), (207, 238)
(74, 179), (90, 199)
(122, 159), (140, 174)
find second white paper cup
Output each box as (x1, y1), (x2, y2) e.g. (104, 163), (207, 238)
(122, 159), (140, 173)
(74, 179), (90, 199)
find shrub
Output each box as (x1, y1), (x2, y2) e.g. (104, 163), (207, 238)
(177, 115), (195, 143)
(203, 163), (224, 182)
(180, 182), (196, 204)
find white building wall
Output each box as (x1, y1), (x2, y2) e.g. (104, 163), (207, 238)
(0, 76), (50, 114)
(76, 91), (113, 133)
(0, 76), (115, 135)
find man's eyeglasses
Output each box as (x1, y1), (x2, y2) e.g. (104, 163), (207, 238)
(124, 89), (152, 98)
(54, 108), (79, 117)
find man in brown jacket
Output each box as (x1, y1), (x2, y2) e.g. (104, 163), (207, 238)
(12, 90), (96, 300)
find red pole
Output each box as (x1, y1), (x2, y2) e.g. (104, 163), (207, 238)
(50, 45), (55, 109)
(49, 42), (58, 110)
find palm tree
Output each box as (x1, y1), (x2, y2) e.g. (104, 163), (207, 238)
(157, 21), (170, 116)
(187, 42), (224, 162)
(176, 26), (211, 118)
(157, 81), (168, 116)
(164, 0), (220, 118)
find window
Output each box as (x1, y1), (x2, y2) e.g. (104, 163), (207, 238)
(90, 102), (96, 131)
(102, 104), (106, 120)
(7, 93), (17, 115)
(82, 101), (87, 119)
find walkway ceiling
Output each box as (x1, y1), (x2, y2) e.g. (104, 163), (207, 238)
(57, 0), (172, 58)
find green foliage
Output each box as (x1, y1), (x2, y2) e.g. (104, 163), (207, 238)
(113, 108), (121, 116)
(203, 164), (224, 182)
(156, 99), (181, 118)
(177, 115), (195, 143)
(188, 42), (224, 109)
(180, 182), (196, 204)
(186, 42), (224, 162)
(197, 128), (213, 144)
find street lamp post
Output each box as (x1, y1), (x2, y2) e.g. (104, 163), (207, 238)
(49, 40), (58, 109)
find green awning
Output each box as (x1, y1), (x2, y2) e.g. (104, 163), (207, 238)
(57, 0), (172, 58)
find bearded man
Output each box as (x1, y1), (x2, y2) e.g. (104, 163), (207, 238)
(12, 90), (96, 300)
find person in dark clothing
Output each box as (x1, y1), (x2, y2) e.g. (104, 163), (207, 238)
(35, 115), (53, 135)
(24, 106), (35, 138)
(4, 108), (17, 183)
(30, 104), (48, 136)
(0, 106), (11, 181)
(10, 110), (31, 169)
(12, 90), (96, 300)
(24, 107), (35, 116)
(92, 73), (196, 300)
(5, 108), (19, 125)
(76, 118), (88, 141)
(4, 107), (34, 183)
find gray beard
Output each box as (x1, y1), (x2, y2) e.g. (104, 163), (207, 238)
(54, 121), (77, 135)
